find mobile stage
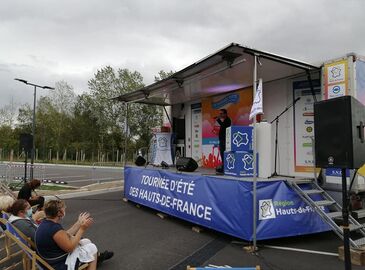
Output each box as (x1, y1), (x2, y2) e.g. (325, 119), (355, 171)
(117, 43), (365, 241)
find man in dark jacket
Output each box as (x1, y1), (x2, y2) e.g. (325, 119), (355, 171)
(18, 179), (44, 209)
(215, 109), (231, 172)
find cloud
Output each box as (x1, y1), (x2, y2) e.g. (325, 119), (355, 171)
(0, 0), (364, 107)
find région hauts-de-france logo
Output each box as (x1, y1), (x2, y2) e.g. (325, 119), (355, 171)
(226, 153), (235, 169)
(232, 131), (249, 147)
(259, 199), (276, 220)
(330, 66), (341, 78)
(242, 154), (254, 170)
(158, 137), (168, 148)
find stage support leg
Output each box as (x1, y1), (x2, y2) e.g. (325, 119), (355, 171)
(124, 103), (129, 167)
(252, 54), (258, 251)
(342, 168), (351, 270)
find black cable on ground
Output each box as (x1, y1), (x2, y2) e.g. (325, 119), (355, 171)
(254, 250), (285, 270)
(230, 241), (283, 270)
(168, 237), (227, 270)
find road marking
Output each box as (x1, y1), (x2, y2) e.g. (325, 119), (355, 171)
(45, 186), (123, 199)
(264, 245), (338, 256)
(44, 175), (87, 179)
(70, 177), (122, 183)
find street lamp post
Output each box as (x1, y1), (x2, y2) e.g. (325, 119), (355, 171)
(14, 78), (54, 180)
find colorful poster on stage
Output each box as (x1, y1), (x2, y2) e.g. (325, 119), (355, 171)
(293, 80), (321, 173)
(201, 88), (252, 168)
(324, 59), (348, 100)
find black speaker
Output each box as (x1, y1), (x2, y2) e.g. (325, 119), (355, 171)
(19, 134), (33, 153)
(161, 161), (169, 169)
(314, 96), (365, 169)
(176, 157), (198, 172)
(135, 156), (146, 166)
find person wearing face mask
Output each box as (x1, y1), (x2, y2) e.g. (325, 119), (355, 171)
(35, 200), (113, 270)
(8, 199), (38, 241)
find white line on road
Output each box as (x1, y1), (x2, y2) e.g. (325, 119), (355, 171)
(264, 245), (338, 256)
(45, 186), (123, 199)
(44, 175), (87, 180)
(70, 177), (123, 183)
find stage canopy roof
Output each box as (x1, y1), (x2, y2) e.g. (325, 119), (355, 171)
(114, 43), (319, 106)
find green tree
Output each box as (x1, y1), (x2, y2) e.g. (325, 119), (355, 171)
(17, 103), (33, 132)
(47, 81), (76, 154)
(0, 98), (18, 127)
(154, 70), (175, 82)
(70, 93), (103, 160)
(87, 66), (163, 158)
(15, 81), (77, 161)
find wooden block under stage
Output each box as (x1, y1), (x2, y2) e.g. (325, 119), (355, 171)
(338, 246), (365, 266)
(192, 226), (203, 233)
(243, 245), (259, 253)
(157, 212), (168, 219)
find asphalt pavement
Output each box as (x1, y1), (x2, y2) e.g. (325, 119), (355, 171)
(60, 191), (364, 270)
(1, 163), (363, 269)
(7, 163), (124, 187)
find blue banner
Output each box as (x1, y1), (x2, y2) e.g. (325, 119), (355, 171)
(255, 181), (330, 239)
(124, 167), (330, 240)
(326, 168), (350, 177)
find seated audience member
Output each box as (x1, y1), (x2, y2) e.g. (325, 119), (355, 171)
(18, 179), (45, 209)
(8, 199), (38, 241)
(0, 195), (15, 230)
(0, 195), (15, 216)
(35, 200), (113, 270)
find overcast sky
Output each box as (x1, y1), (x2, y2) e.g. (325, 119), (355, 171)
(0, 0), (364, 108)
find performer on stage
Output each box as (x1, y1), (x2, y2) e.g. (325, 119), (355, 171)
(215, 108), (231, 172)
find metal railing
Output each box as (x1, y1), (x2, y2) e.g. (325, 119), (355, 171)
(1, 162), (45, 185)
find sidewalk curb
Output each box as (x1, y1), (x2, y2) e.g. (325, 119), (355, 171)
(44, 186), (124, 200)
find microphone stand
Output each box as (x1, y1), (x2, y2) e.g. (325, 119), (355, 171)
(269, 97), (300, 178)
